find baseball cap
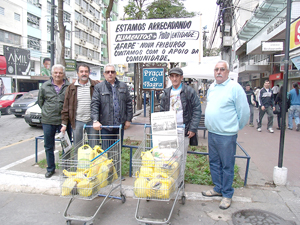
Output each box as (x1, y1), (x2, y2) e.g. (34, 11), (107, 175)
(169, 67), (183, 76)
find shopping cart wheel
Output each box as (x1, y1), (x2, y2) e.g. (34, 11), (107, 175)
(121, 194), (126, 203)
(181, 195), (186, 205)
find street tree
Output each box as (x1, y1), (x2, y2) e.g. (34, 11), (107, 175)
(146, 0), (195, 19)
(57, 0), (65, 66)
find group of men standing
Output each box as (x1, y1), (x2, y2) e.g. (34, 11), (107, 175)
(38, 60), (252, 210)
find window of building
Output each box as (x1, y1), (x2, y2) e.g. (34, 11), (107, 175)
(28, 36), (41, 50)
(27, 0), (39, 4)
(65, 47), (70, 58)
(47, 22), (51, 33)
(0, 7), (4, 16)
(0, 29), (21, 45)
(82, 47), (87, 57)
(64, 0), (70, 5)
(65, 30), (71, 41)
(75, 44), (81, 55)
(47, 41), (51, 53)
(75, 0), (81, 6)
(83, 16), (88, 26)
(88, 34), (93, 43)
(89, 5), (95, 16)
(95, 24), (100, 33)
(75, 11), (81, 22)
(89, 20), (94, 30)
(63, 12), (71, 22)
(27, 13), (40, 29)
(14, 13), (20, 21)
(47, 1), (51, 13)
(82, 0), (87, 10)
(75, 28), (80, 38)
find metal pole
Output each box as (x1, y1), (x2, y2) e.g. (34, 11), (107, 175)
(50, 0), (55, 67)
(70, 20), (73, 59)
(278, 0), (292, 168)
(14, 48), (18, 92)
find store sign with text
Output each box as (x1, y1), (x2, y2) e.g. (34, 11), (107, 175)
(3, 46), (30, 76)
(108, 17), (202, 64)
(143, 68), (164, 89)
(290, 17), (300, 51)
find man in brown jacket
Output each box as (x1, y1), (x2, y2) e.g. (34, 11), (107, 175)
(61, 64), (99, 149)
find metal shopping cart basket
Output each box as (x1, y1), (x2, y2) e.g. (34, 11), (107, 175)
(132, 125), (186, 225)
(58, 125), (126, 225)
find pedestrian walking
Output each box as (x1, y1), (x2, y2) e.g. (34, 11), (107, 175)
(254, 87), (260, 108)
(257, 80), (275, 133)
(203, 60), (249, 210)
(38, 64), (71, 178)
(61, 64), (99, 149)
(245, 84), (256, 126)
(288, 83), (300, 131)
(272, 84), (279, 101)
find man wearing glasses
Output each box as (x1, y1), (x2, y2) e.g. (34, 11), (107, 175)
(91, 64), (132, 180)
(203, 60), (249, 210)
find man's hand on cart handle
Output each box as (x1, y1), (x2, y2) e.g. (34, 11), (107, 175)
(187, 131), (195, 138)
(93, 121), (102, 130)
(124, 121), (131, 130)
(60, 125), (67, 134)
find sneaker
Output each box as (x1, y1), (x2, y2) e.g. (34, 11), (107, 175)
(257, 128), (261, 132)
(276, 127), (281, 130)
(288, 127), (293, 130)
(268, 128), (274, 133)
(296, 124), (300, 131)
(45, 171), (55, 178)
(202, 189), (222, 197)
(219, 197), (232, 210)
(249, 123), (254, 127)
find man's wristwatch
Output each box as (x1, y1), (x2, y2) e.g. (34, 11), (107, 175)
(61, 124), (66, 127)
(93, 120), (98, 123)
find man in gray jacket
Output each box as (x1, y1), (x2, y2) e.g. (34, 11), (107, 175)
(91, 64), (132, 180)
(38, 64), (71, 178)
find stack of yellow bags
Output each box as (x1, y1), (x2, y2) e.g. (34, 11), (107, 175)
(61, 145), (118, 197)
(133, 149), (178, 199)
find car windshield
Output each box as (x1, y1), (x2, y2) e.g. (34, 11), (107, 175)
(21, 90), (39, 99)
(0, 94), (15, 101)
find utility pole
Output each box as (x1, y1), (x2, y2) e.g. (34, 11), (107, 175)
(50, 0), (55, 67)
(219, 0), (233, 68)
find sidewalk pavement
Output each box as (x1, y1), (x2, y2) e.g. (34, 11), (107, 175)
(0, 106), (299, 224)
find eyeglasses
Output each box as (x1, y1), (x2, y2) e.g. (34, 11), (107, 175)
(214, 67), (226, 72)
(105, 70), (116, 74)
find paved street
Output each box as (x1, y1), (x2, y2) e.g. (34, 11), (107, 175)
(0, 108), (300, 224)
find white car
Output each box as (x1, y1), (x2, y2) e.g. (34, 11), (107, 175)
(24, 104), (42, 127)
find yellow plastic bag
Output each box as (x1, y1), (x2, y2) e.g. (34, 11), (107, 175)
(141, 150), (154, 168)
(154, 160), (179, 180)
(139, 166), (153, 179)
(96, 159), (118, 188)
(134, 171), (149, 198)
(61, 178), (77, 196)
(77, 144), (93, 172)
(77, 177), (100, 197)
(147, 178), (171, 199)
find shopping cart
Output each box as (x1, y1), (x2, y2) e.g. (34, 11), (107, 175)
(58, 125), (125, 225)
(132, 125), (186, 225)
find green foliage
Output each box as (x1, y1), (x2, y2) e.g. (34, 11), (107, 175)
(146, 0), (195, 19)
(124, 0), (148, 20)
(185, 153), (244, 188)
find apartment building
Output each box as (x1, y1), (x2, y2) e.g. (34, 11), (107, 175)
(0, 0), (118, 92)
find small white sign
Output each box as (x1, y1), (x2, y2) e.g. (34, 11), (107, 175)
(262, 42), (283, 52)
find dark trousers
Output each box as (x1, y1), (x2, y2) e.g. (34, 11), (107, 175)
(42, 124), (72, 172)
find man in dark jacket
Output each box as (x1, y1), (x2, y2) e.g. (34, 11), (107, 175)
(91, 64), (133, 180)
(38, 64), (71, 178)
(160, 67), (202, 167)
(61, 64), (99, 148)
(245, 84), (255, 127)
(257, 80), (275, 133)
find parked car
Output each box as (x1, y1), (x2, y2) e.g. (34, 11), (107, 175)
(10, 90), (39, 117)
(0, 92), (26, 115)
(24, 104), (42, 127)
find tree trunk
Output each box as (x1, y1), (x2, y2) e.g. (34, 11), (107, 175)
(57, 0), (65, 66)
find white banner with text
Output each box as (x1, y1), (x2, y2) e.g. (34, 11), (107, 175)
(108, 17), (202, 64)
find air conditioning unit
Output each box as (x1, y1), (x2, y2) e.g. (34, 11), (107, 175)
(75, 20), (79, 25)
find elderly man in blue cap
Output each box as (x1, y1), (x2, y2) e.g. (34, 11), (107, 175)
(160, 67), (202, 167)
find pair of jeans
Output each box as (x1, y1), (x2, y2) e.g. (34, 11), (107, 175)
(248, 104), (254, 124)
(42, 123), (72, 172)
(288, 105), (300, 129)
(73, 120), (100, 150)
(257, 106), (273, 129)
(208, 132), (237, 199)
(101, 127), (124, 176)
